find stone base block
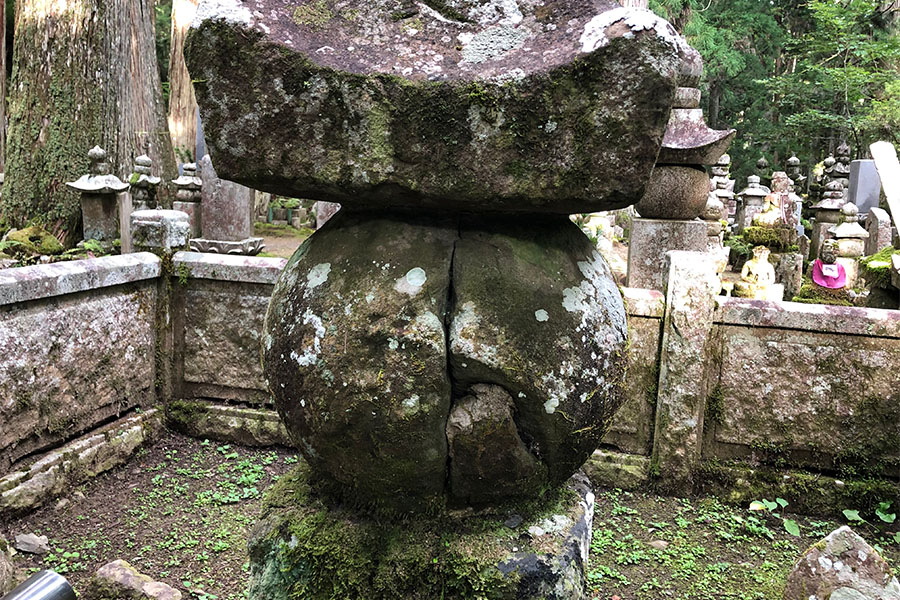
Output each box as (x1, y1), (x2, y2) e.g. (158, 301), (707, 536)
(188, 237), (264, 256)
(0, 410), (163, 515)
(131, 210), (191, 253)
(165, 401), (291, 447)
(248, 466), (594, 600)
(584, 450), (650, 491)
(626, 218), (707, 291)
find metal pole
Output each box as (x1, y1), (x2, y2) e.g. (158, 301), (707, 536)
(1, 571), (76, 600)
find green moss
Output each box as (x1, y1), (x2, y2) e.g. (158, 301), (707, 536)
(724, 234), (753, 260)
(252, 464), (581, 600)
(292, 0), (334, 29)
(792, 277), (853, 306)
(705, 385), (725, 426)
(860, 246), (900, 289)
(4, 226), (64, 255)
(742, 226), (797, 251)
(699, 459), (900, 517)
(165, 400), (210, 434)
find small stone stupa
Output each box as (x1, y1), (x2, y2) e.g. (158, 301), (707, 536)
(187, 1), (697, 597)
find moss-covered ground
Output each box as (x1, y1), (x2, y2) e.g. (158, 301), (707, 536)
(3, 433), (898, 600)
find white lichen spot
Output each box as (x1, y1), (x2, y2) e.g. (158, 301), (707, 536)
(394, 267), (427, 296)
(535, 309), (549, 322)
(580, 7), (682, 53)
(290, 309), (326, 367)
(192, 0), (253, 28)
(306, 263), (331, 290)
(388, 338), (400, 351)
(402, 395), (420, 414)
(365, 291), (376, 303)
(461, 25), (529, 64)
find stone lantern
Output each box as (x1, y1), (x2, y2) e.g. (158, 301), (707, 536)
(66, 146), (129, 247)
(735, 175), (768, 234)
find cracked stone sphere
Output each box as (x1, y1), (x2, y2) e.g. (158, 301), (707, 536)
(262, 212), (628, 510)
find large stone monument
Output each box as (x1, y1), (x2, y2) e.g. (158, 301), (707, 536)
(186, 1), (695, 597)
(189, 154), (264, 255)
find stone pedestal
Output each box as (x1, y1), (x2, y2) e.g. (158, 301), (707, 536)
(626, 218), (707, 291)
(190, 154), (263, 255)
(131, 210), (191, 254)
(81, 193), (120, 243)
(248, 465), (594, 600)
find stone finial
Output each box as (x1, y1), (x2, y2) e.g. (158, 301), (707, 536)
(787, 154), (800, 168)
(172, 163), (202, 202)
(129, 155), (162, 211)
(836, 141), (851, 163)
(756, 156), (769, 171)
(66, 146), (129, 195)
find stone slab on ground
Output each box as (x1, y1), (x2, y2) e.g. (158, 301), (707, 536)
(84, 560), (182, 600)
(784, 526), (900, 600)
(186, 1), (692, 214)
(626, 218), (708, 291)
(0, 411), (163, 516)
(247, 464), (594, 600)
(165, 402), (291, 447)
(13, 533), (49, 555)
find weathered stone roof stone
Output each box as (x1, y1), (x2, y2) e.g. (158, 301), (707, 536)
(186, 0), (694, 213)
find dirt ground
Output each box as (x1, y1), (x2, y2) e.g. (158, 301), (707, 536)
(3, 432), (897, 600)
(1, 432), (296, 600)
(253, 222), (311, 259)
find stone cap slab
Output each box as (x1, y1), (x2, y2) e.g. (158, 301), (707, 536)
(0, 253), (161, 307)
(185, 1), (693, 213)
(622, 287), (666, 318)
(173, 251), (287, 284)
(716, 297), (900, 339)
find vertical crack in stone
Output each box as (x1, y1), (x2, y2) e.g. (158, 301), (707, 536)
(442, 217), (463, 497)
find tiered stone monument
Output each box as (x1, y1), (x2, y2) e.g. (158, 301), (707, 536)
(735, 175), (769, 234)
(187, 1), (697, 597)
(171, 163), (202, 238)
(189, 154), (264, 255)
(828, 203), (869, 288)
(129, 155), (162, 212)
(810, 180), (846, 258)
(627, 74), (735, 290)
(66, 147), (130, 249)
(710, 153), (736, 220)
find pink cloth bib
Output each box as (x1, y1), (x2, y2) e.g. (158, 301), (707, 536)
(811, 259), (847, 289)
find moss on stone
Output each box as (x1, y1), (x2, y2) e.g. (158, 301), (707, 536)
(860, 246), (900, 289)
(742, 226), (796, 251)
(4, 226), (64, 256)
(705, 385), (725, 426)
(251, 464), (581, 600)
(792, 278), (853, 306)
(164, 400), (210, 434)
(292, 0), (334, 29)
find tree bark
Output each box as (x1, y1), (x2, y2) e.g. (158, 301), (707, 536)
(0, 0), (6, 172)
(1, 0), (176, 242)
(168, 0), (199, 163)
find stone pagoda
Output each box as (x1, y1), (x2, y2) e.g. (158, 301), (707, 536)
(187, 1), (699, 597)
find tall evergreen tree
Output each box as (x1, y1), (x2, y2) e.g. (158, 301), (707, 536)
(0, 0), (176, 243)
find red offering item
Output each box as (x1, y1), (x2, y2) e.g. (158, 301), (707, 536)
(811, 259), (847, 289)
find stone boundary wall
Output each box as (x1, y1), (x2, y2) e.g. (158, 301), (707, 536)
(169, 252), (287, 405)
(0, 254), (162, 473)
